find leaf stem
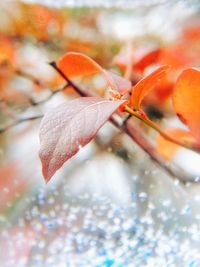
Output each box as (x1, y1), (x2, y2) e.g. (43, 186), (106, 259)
(1, 63), (196, 182)
(124, 105), (199, 153)
(49, 62), (87, 97)
(50, 65), (197, 182)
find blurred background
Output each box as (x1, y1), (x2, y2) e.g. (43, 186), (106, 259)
(0, 1), (200, 266)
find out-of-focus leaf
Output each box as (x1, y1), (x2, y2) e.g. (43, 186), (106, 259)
(0, 163), (27, 212)
(0, 34), (15, 64)
(182, 23), (200, 41)
(173, 68), (200, 143)
(156, 128), (195, 160)
(0, 89), (32, 108)
(15, 3), (63, 40)
(133, 49), (161, 73)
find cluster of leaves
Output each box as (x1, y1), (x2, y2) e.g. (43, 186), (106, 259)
(0, 2), (200, 185)
(1, 2), (64, 41)
(39, 52), (200, 182)
(0, 2), (118, 62)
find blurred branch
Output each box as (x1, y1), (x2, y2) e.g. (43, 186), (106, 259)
(0, 115), (43, 133)
(16, 65), (89, 106)
(124, 105), (200, 154)
(0, 61), (195, 182)
(122, 119), (192, 182)
(15, 68), (68, 105)
(48, 62), (87, 96)
(15, 69), (44, 89)
(50, 62), (194, 183)
(124, 41), (133, 80)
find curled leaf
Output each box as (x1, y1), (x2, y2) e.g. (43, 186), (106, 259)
(130, 65), (170, 110)
(173, 68), (200, 142)
(39, 97), (126, 182)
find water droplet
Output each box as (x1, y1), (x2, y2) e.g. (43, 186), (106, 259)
(139, 192), (147, 202)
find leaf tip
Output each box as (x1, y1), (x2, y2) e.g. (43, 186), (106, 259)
(39, 149), (53, 184)
(42, 165), (51, 183)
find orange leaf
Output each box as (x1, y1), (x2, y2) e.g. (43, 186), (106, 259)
(133, 49), (161, 73)
(57, 52), (131, 97)
(130, 65), (170, 110)
(17, 3), (63, 40)
(0, 34), (15, 64)
(113, 47), (161, 74)
(158, 46), (192, 70)
(182, 23), (200, 42)
(58, 52), (102, 78)
(156, 128), (195, 160)
(143, 77), (174, 106)
(173, 68), (200, 142)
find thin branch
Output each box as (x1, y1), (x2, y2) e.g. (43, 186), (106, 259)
(124, 41), (133, 80)
(49, 62), (87, 96)
(15, 68), (68, 106)
(0, 64), (72, 133)
(0, 63), (83, 133)
(33, 84), (68, 105)
(124, 105), (200, 154)
(122, 119), (193, 182)
(15, 69), (44, 88)
(0, 115), (43, 133)
(0, 61), (196, 182)
(16, 64), (86, 106)
(50, 62), (195, 182)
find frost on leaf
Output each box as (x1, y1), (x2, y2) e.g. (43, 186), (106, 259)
(39, 97), (126, 182)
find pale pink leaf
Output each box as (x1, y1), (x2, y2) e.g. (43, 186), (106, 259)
(107, 71), (132, 96)
(39, 97), (126, 182)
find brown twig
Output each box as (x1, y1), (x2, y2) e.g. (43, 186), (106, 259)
(50, 62), (195, 182)
(0, 115), (43, 134)
(15, 69), (44, 88)
(48, 62), (87, 96)
(15, 68), (68, 106)
(124, 105), (200, 154)
(122, 119), (193, 181)
(0, 61), (196, 182)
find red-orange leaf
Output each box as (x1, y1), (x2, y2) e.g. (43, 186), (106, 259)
(133, 49), (161, 73)
(156, 128), (195, 160)
(57, 52), (131, 97)
(58, 52), (101, 78)
(130, 65), (170, 110)
(173, 68), (200, 142)
(0, 34), (15, 64)
(39, 97), (126, 182)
